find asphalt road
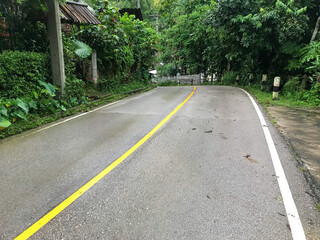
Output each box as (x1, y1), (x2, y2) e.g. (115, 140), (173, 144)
(0, 86), (319, 239)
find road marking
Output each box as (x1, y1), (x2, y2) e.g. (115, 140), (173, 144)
(241, 89), (306, 240)
(15, 86), (196, 240)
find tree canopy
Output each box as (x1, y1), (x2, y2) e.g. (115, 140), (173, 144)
(156, 0), (320, 88)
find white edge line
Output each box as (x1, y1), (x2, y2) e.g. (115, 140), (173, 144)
(240, 88), (306, 240)
(5, 89), (158, 141)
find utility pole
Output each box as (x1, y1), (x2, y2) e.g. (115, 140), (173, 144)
(149, 14), (159, 33)
(47, 0), (66, 93)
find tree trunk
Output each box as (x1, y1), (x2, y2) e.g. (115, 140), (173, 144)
(310, 16), (320, 43)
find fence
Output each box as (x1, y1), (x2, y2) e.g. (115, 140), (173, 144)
(158, 74), (202, 85)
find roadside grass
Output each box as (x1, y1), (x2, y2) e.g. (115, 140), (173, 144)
(0, 85), (155, 140)
(107, 81), (150, 94)
(244, 85), (320, 109)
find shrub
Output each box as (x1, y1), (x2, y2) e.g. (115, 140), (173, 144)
(304, 83), (320, 106)
(157, 63), (178, 77)
(65, 78), (87, 106)
(283, 76), (301, 96)
(0, 51), (50, 99)
(222, 71), (237, 85)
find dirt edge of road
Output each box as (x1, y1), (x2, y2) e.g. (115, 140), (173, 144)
(263, 105), (320, 206)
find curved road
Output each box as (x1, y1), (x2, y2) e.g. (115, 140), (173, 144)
(0, 86), (319, 239)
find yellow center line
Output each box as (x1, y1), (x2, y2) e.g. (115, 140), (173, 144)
(15, 86), (197, 240)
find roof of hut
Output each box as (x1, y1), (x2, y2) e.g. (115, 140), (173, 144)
(60, 1), (101, 25)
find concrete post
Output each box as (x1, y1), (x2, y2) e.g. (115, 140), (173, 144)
(261, 74), (267, 91)
(47, 0), (65, 94)
(272, 77), (281, 100)
(92, 49), (98, 85)
(301, 75), (307, 89)
(249, 73), (253, 85)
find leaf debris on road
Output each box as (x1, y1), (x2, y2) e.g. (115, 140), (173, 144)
(240, 152), (258, 163)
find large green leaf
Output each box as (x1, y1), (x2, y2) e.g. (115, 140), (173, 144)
(13, 109), (27, 121)
(0, 105), (8, 117)
(72, 40), (92, 59)
(16, 98), (29, 114)
(38, 80), (56, 97)
(0, 118), (11, 128)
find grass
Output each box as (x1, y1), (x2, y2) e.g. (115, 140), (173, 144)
(317, 204), (320, 212)
(107, 81), (149, 94)
(0, 84), (155, 140)
(244, 85), (320, 109)
(298, 166), (306, 173)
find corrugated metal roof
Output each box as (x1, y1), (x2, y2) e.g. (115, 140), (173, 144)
(60, 1), (100, 25)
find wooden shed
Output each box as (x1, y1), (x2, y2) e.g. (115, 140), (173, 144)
(59, 1), (101, 84)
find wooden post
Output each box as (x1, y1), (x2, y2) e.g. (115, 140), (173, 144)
(92, 49), (98, 85)
(272, 77), (280, 100)
(47, 0), (65, 93)
(261, 74), (267, 91)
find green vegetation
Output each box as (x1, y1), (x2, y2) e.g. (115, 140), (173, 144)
(156, 0), (320, 106)
(245, 85), (320, 108)
(0, 85), (154, 139)
(0, 51), (50, 99)
(0, 0), (157, 137)
(317, 204), (320, 212)
(1, 0), (320, 137)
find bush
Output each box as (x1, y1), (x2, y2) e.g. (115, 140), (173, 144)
(65, 78), (87, 106)
(283, 77), (301, 96)
(222, 71), (237, 85)
(304, 83), (320, 106)
(0, 51), (50, 99)
(157, 63), (178, 77)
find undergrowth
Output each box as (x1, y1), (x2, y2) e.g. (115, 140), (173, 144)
(244, 85), (320, 108)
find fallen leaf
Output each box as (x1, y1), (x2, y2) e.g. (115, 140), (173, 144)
(240, 152), (258, 163)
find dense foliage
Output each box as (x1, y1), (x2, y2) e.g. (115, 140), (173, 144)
(72, 0), (157, 89)
(156, 0), (319, 105)
(157, 0), (319, 80)
(0, 0), (158, 131)
(0, 51), (50, 99)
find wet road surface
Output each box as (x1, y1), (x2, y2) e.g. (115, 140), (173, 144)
(0, 86), (319, 239)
